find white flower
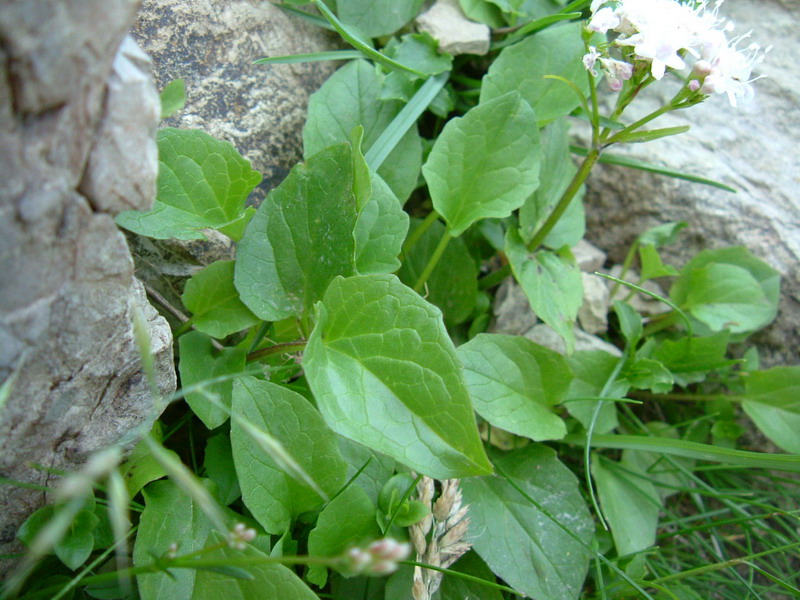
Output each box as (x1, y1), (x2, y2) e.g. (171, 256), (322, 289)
(588, 6), (620, 34)
(599, 57), (634, 91)
(583, 46), (602, 75)
(701, 39), (767, 106)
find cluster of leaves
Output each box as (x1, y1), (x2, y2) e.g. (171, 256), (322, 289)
(9, 1), (800, 599)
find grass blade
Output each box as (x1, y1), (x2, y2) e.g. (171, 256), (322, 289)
(254, 50), (363, 65)
(570, 145), (737, 192)
(565, 434), (800, 473)
(364, 71), (450, 170)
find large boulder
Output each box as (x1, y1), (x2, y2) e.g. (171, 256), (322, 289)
(0, 1), (175, 572)
(583, 0), (800, 365)
(132, 0), (341, 197)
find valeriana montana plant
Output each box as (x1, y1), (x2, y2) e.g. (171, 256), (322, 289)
(8, 1), (799, 599)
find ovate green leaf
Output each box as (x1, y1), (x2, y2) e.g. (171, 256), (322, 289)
(304, 60), (422, 202)
(461, 445), (594, 599)
(134, 480), (214, 600)
(505, 228), (582, 353)
(670, 247), (780, 336)
(160, 79), (185, 119)
(423, 92), (541, 237)
(481, 23), (590, 124)
(193, 531), (319, 600)
(116, 128), (262, 240)
(564, 350), (624, 434)
(182, 260), (260, 339)
(354, 171), (410, 274)
(742, 367), (800, 454)
(457, 334), (570, 441)
(337, 0), (425, 37)
(592, 456), (661, 556)
(519, 117), (585, 248)
(230, 377), (347, 534)
(204, 433), (241, 506)
(178, 331), (246, 429)
(307, 485), (381, 587)
(304, 274), (492, 478)
(234, 142), (358, 321)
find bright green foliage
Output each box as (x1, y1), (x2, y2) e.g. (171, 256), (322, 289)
(119, 425), (173, 498)
(423, 91), (541, 237)
(304, 274), (492, 478)
(461, 445), (594, 599)
(234, 142), (358, 321)
(18, 504), (100, 571)
(134, 480), (215, 600)
(622, 356), (674, 394)
(457, 334), (571, 441)
(336, 436), (396, 504)
(505, 228), (583, 353)
(397, 220), (478, 325)
(204, 433), (242, 506)
(592, 455), (660, 556)
(182, 261), (260, 339)
(519, 117), (585, 248)
(622, 423), (694, 501)
(304, 60), (422, 202)
(742, 367), (800, 454)
(306, 485), (381, 587)
(179, 331), (246, 429)
(230, 377), (347, 534)
(564, 350), (624, 434)
(670, 247), (780, 336)
(652, 332), (733, 386)
(481, 23), (590, 124)
(194, 532), (319, 600)
(160, 78), (186, 119)
(354, 171), (409, 274)
(336, 0), (425, 37)
(639, 244), (679, 280)
(459, 0), (506, 27)
(116, 128), (261, 240)
(384, 32), (453, 77)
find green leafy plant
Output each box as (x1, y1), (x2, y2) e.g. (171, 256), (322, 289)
(7, 1), (800, 599)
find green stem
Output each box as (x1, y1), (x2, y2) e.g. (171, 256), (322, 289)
(527, 148), (601, 251)
(478, 264), (511, 290)
(413, 230), (452, 293)
(246, 340), (307, 363)
(401, 210), (440, 257)
(173, 317), (194, 337)
(384, 473), (423, 533)
(630, 391), (739, 403)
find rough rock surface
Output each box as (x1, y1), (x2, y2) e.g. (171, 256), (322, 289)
(583, 0), (800, 365)
(132, 0), (341, 198)
(0, 1), (175, 572)
(416, 0), (491, 56)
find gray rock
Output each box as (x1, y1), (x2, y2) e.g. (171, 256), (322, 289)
(491, 278), (538, 335)
(416, 0), (491, 56)
(0, 1), (175, 573)
(583, 0), (800, 365)
(80, 36), (161, 214)
(524, 324), (622, 357)
(132, 0), (341, 198)
(578, 273), (609, 335)
(573, 239), (607, 273)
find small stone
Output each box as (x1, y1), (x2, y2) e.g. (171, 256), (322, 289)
(578, 273), (610, 334)
(491, 279), (538, 335)
(524, 324), (623, 357)
(573, 239), (607, 272)
(416, 0), (490, 56)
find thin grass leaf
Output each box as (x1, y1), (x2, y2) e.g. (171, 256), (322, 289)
(365, 71), (450, 170)
(595, 272), (693, 337)
(570, 145), (737, 192)
(254, 50), (363, 65)
(107, 469), (133, 598)
(565, 434), (800, 473)
(495, 12), (583, 49)
(274, 2), (334, 30)
(142, 434), (228, 532)
(610, 125), (691, 144)
(310, 0), (425, 77)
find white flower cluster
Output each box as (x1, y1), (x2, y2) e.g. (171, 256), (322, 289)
(344, 538), (411, 576)
(584, 0), (767, 105)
